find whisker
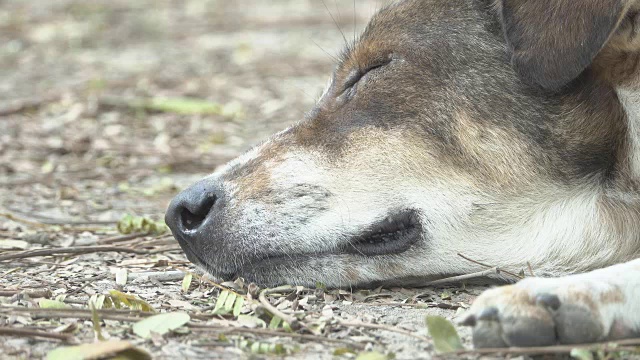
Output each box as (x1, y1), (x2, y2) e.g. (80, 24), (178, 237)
(311, 38), (339, 64)
(321, 0), (350, 48)
(353, 0), (357, 44)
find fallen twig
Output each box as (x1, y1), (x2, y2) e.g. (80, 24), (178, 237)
(0, 288), (52, 298)
(338, 320), (430, 343)
(0, 307), (364, 348)
(527, 261), (535, 277)
(0, 245), (147, 262)
(128, 270), (185, 282)
(457, 253), (523, 280)
(98, 233), (148, 244)
(259, 286), (301, 330)
(452, 337), (640, 356)
(0, 212), (49, 228)
(2, 208), (117, 226)
(190, 325), (365, 349)
(68, 274), (108, 295)
(423, 267), (499, 286)
(0, 307), (152, 322)
(0, 326), (75, 342)
(0, 95), (58, 117)
(0, 211), (113, 232)
(146, 245), (182, 254)
(172, 266), (247, 299)
(360, 302), (461, 310)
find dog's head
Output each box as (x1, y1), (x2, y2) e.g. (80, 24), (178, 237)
(166, 0), (640, 287)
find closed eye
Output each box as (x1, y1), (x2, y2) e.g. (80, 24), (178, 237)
(340, 57), (392, 94)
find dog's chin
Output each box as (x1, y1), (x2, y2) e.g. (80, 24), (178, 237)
(177, 209), (424, 286)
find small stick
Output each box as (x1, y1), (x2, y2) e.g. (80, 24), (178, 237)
(2, 208), (115, 226)
(128, 270), (184, 282)
(0, 327), (75, 342)
(527, 262), (535, 277)
(0, 307), (362, 348)
(0, 95), (58, 117)
(0, 307), (152, 323)
(0, 246), (148, 261)
(338, 320), (430, 343)
(422, 267), (499, 286)
(452, 337), (640, 356)
(360, 302), (460, 310)
(67, 273), (108, 295)
(258, 286), (301, 330)
(146, 245), (182, 254)
(0, 212), (49, 228)
(457, 253), (523, 279)
(190, 326), (365, 349)
(171, 265), (247, 299)
(98, 233), (148, 244)
(0, 288), (52, 298)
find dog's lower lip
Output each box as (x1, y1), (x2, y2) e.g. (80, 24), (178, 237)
(172, 233), (207, 265)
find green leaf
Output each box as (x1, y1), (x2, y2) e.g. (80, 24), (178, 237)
(355, 351), (389, 360)
(333, 348), (356, 356)
(222, 292), (237, 314)
(268, 316), (283, 329)
(39, 299), (68, 309)
(212, 290), (230, 315)
(243, 341), (287, 355)
(90, 302), (105, 341)
(132, 312), (190, 339)
(181, 273), (193, 293)
(117, 214), (134, 234)
(89, 295), (105, 310)
(146, 97), (223, 115)
(571, 348), (595, 360)
(283, 320), (293, 332)
(232, 296), (244, 317)
(425, 316), (464, 354)
(117, 214), (167, 235)
(46, 340), (150, 360)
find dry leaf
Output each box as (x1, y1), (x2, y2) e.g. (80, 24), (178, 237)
(46, 340), (150, 360)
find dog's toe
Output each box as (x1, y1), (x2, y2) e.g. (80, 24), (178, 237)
(500, 305), (556, 346)
(461, 279), (613, 348)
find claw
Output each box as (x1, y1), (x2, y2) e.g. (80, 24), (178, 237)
(459, 313), (477, 327)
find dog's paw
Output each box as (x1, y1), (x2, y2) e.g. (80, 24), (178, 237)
(459, 276), (635, 348)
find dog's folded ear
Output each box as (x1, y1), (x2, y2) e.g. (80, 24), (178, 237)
(498, 0), (629, 90)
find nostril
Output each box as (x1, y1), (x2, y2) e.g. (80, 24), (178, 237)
(180, 193), (217, 231)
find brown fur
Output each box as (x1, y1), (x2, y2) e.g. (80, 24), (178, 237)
(599, 287), (625, 304)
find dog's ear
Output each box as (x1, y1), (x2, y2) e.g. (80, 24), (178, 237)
(499, 0), (628, 90)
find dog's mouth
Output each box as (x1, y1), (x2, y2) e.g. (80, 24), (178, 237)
(173, 209), (423, 282)
(342, 210), (422, 256)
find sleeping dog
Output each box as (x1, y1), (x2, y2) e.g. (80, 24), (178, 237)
(166, 0), (640, 348)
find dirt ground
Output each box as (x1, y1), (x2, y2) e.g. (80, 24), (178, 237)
(0, 1), (511, 359)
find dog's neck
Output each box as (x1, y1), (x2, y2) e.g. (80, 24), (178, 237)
(617, 88), (640, 180)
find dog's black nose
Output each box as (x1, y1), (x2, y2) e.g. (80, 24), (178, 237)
(165, 180), (224, 238)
